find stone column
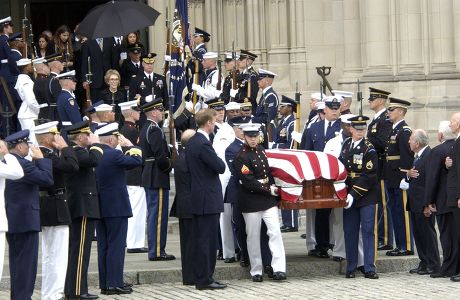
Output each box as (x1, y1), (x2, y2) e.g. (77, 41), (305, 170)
(340, 0), (363, 82)
(147, 0), (167, 74)
(362, 0), (393, 78)
(429, 0), (458, 74)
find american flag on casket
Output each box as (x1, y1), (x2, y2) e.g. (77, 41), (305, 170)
(265, 149), (348, 202)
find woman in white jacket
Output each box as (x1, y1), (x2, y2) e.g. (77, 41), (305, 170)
(0, 139), (24, 281)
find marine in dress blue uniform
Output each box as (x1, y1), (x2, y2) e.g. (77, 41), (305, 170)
(301, 96), (342, 258)
(4, 130), (54, 300)
(139, 99), (175, 261)
(273, 96), (298, 231)
(340, 116), (379, 279)
(383, 98), (414, 256)
(56, 70), (82, 127)
(366, 87), (394, 251)
(94, 122), (142, 295)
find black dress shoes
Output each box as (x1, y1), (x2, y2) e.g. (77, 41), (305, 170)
(127, 247), (148, 253)
(196, 281), (227, 290)
(345, 271), (356, 278)
(252, 274), (263, 282)
(240, 259), (250, 267)
(418, 268), (434, 275)
(280, 226), (298, 233)
(272, 272), (287, 280)
(409, 266), (424, 274)
(357, 266), (366, 275)
(224, 257), (236, 263)
(377, 244), (393, 251)
(264, 265), (274, 278)
(397, 250), (414, 256)
(68, 294), (98, 300)
(300, 234), (306, 239)
(430, 272), (448, 278)
(332, 256), (345, 262)
(149, 253), (176, 261)
(308, 248), (330, 258)
(216, 250), (224, 260)
(105, 287), (133, 295)
(450, 274), (460, 282)
(365, 272), (379, 279)
(386, 248), (401, 256)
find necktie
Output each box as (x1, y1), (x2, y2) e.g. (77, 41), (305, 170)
(414, 154), (419, 164)
(136, 63), (139, 69)
(97, 38), (103, 51)
(148, 74), (152, 82)
(326, 121), (332, 136)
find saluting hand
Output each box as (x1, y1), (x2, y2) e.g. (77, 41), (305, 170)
(88, 133), (100, 145)
(30, 145), (44, 160)
(0, 140), (8, 156)
(52, 135), (68, 150)
(118, 134), (133, 147)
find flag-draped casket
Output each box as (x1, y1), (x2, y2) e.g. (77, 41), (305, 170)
(266, 149), (347, 209)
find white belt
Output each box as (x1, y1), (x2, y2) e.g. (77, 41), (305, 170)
(1, 59), (7, 63)
(39, 103), (49, 108)
(61, 121), (72, 126)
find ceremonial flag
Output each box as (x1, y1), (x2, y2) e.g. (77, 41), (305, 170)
(169, 0), (189, 113)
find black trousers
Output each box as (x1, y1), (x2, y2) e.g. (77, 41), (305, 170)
(179, 218), (195, 284)
(65, 217), (96, 297)
(315, 208), (332, 250)
(192, 213), (220, 287)
(6, 231), (39, 300)
(436, 212), (459, 276)
(452, 208), (460, 274)
(411, 212), (440, 270)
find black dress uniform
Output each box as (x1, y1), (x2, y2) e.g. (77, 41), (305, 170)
(34, 72), (61, 121)
(4, 130), (54, 300)
(139, 100), (174, 260)
(234, 63), (259, 115)
(383, 98), (414, 256)
(63, 121), (104, 299)
(340, 116), (378, 279)
(186, 29), (208, 94)
(174, 108), (196, 142)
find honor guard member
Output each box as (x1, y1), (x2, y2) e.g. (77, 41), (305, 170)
(56, 70), (82, 127)
(84, 100), (104, 132)
(333, 90), (353, 115)
(225, 101), (241, 120)
(14, 59), (41, 144)
(301, 95), (342, 258)
(273, 96), (298, 232)
(4, 130), (54, 300)
(186, 28), (210, 94)
(95, 103), (116, 124)
(384, 97), (414, 256)
(253, 68), (279, 141)
(340, 116), (379, 279)
(139, 99), (176, 261)
(63, 121), (103, 300)
(119, 100), (148, 253)
(129, 52), (169, 110)
(0, 16), (15, 137)
(220, 52), (239, 104)
(174, 101), (196, 143)
(192, 52), (223, 102)
(240, 100), (253, 118)
(35, 53), (64, 120)
(230, 50), (259, 115)
(119, 43), (143, 90)
(94, 122), (142, 295)
(0, 139), (24, 282)
(366, 87), (393, 251)
(234, 123), (287, 282)
(35, 121), (79, 300)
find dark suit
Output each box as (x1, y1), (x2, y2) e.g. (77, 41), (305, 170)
(367, 110), (393, 247)
(301, 118), (342, 251)
(64, 144), (103, 297)
(234, 66), (259, 115)
(446, 137), (460, 275)
(80, 38), (116, 99)
(170, 150), (194, 284)
(120, 59), (143, 89)
(95, 144), (142, 289)
(340, 138), (378, 273)
(425, 139), (457, 275)
(384, 120), (414, 252)
(407, 147), (440, 271)
(5, 154), (53, 300)
(185, 131), (225, 287)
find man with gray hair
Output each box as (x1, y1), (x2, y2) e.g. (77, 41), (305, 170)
(405, 129), (440, 275)
(425, 121), (457, 278)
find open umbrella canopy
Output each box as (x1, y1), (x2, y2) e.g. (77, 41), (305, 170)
(77, 0), (160, 39)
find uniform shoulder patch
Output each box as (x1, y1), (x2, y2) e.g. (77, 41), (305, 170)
(241, 164), (250, 175)
(68, 99), (75, 106)
(366, 160), (373, 170)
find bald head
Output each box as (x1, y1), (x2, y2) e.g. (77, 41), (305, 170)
(181, 129), (196, 148)
(449, 112), (460, 135)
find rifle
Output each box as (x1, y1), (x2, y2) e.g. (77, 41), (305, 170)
(83, 56), (93, 115)
(245, 58), (251, 100)
(357, 79), (363, 116)
(216, 44), (222, 90)
(263, 93), (273, 143)
(291, 82), (301, 149)
(29, 23), (37, 59)
(163, 7), (171, 77)
(231, 41), (237, 90)
(22, 4), (29, 58)
(316, 66), (333, 95)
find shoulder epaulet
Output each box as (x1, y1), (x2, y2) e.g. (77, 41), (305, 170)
(403, 126), (412, 132)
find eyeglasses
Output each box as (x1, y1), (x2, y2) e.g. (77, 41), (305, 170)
(109, 78), (119, 81)
(387, 107), (396, 112)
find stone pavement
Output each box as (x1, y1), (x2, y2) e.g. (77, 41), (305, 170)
(2, 272), (459, 299)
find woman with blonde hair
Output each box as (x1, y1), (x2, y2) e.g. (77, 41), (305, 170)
(102, 69), (125, 123)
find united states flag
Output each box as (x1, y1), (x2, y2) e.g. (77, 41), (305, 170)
(266, 149), (348, 202)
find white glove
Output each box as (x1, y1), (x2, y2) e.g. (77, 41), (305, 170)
(399, 178), (409, 190)
(270, 185), (279, 197)
(185, 101), (193, 111)
(162, 118), (170, 128)
(291, 131), (302, 144)
(344, 194), (354, 209)
(230, 88), (238, 98)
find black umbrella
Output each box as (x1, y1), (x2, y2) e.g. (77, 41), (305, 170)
(77, 0), (161, 39)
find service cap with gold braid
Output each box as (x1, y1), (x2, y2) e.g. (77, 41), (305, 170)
(139, 98), (164, 112)
(240, 98), (252, 111)
(35, 121), (59, 135)
(142, 53), (157, 64)
(206, 98), (225, 110)
(348, 115), (370, 130)
(368, 87), (391, 101)
(64, 120), (92, 135)
(44, 52), (63, 63)
(388, 97), (411, 109)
